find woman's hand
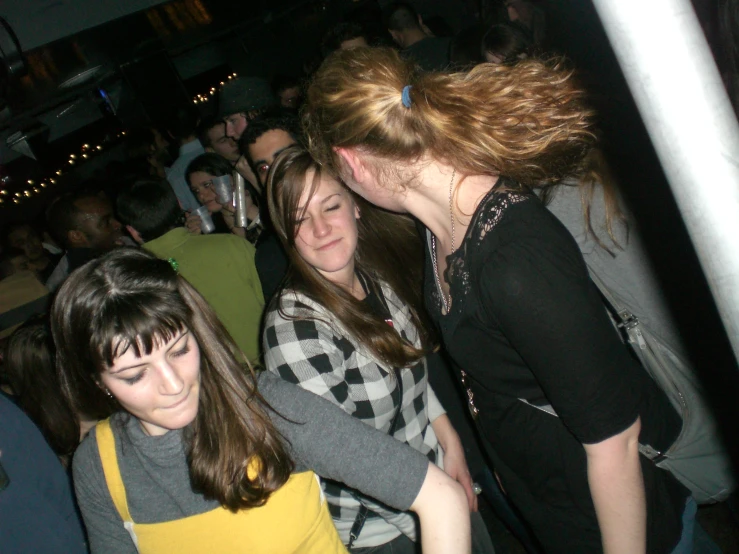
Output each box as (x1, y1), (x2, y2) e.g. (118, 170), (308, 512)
(431, 414), (478, 511)
(411, 463), (471, 554)
(184, 212), (203, 235)
(220, 203), (247, 239)
(584, 416), (646, 554)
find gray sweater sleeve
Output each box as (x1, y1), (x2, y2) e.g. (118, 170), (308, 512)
(72, 429), (138, 554)
(257, 371), (430, 511)
(70, 375), (429, 554)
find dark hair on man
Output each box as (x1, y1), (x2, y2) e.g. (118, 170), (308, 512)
(185, 153), (234, 186)
(167, 106), (200, 143)
(239, 108), (303, 164)
(385, 2), (421, 31)
(197, 117), (227, 149)
(271, 74), (301, 97)
(46, 189), (100, 247)
(482, 22), (533, 64)
(321, 22), (369, 57)
(116, 179), (184, 243)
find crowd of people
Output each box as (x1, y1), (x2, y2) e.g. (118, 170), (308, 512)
(0, 1), (735, 553)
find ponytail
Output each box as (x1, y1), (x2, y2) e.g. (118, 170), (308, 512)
(304, 47), (597, 187)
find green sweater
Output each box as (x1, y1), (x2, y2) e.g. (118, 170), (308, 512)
(144, 228), (264, 362)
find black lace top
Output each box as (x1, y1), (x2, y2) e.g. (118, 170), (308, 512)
(422, 182), (687, 553)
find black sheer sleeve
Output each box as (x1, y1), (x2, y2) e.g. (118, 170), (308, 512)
(477, 208), (643, 444)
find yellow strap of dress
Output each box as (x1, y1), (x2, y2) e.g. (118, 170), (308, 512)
(95, 419), (134, 523)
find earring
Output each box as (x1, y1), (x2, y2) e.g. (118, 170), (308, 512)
(104, 388), (114, 399)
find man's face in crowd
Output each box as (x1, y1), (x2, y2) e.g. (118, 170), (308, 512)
(72, 196), (123, 251)
(8, 225), (44, 260)
(248, 129), (298, 187)
(205, 123), (241, 162)
(224, 113), (248, 141)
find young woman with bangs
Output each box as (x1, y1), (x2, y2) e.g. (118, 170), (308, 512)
(301, 47), (691, 553)
(262, 145), (495, 553)
(51, 247), (470, 554)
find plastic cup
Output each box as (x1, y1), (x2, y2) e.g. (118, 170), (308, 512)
(212, 175), (233, 206)
(194, 205), (215, 234)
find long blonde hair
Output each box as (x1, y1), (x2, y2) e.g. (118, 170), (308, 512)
(304, 47), (596, 188)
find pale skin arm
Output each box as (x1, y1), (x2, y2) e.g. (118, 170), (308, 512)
(410, 462), (471, 554)
(583, 417), (646, 554)
(430, 414), (478, 511)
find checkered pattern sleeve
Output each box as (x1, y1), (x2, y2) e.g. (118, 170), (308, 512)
(262, 289), (442, 546)
(263, 296), (356, 411)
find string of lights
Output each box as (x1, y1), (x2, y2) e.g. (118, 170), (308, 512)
(0, 132), (126, 209)
(1, 73), (237, 210)
(193, 71), (237, 104)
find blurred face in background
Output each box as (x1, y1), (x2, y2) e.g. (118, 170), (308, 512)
(72, 196), (123, 251)
(8, 224), (44, 260)
(278, 87), (301, 109)
(205, 123), (241, 162)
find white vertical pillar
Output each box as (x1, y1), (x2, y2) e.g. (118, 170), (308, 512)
(592, 0), (739, 362)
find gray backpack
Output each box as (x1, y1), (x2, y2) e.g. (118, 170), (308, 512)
(522, 271), (735, 503)
(591, 271), (735, 503)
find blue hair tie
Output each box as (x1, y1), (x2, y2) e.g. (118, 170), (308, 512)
(401, 85), (413, 108)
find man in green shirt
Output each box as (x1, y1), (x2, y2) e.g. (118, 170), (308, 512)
(117, 178), (265, 364)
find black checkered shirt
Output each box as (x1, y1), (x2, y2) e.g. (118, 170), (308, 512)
(263, 281), (445, 547)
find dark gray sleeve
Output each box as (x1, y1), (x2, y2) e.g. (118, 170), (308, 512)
(258, 371), (430, 511)
(72, 429), (138, 554)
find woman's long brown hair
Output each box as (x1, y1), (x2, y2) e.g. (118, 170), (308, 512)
(51, 248), (293, 511)
(267, 146), (431, 369)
